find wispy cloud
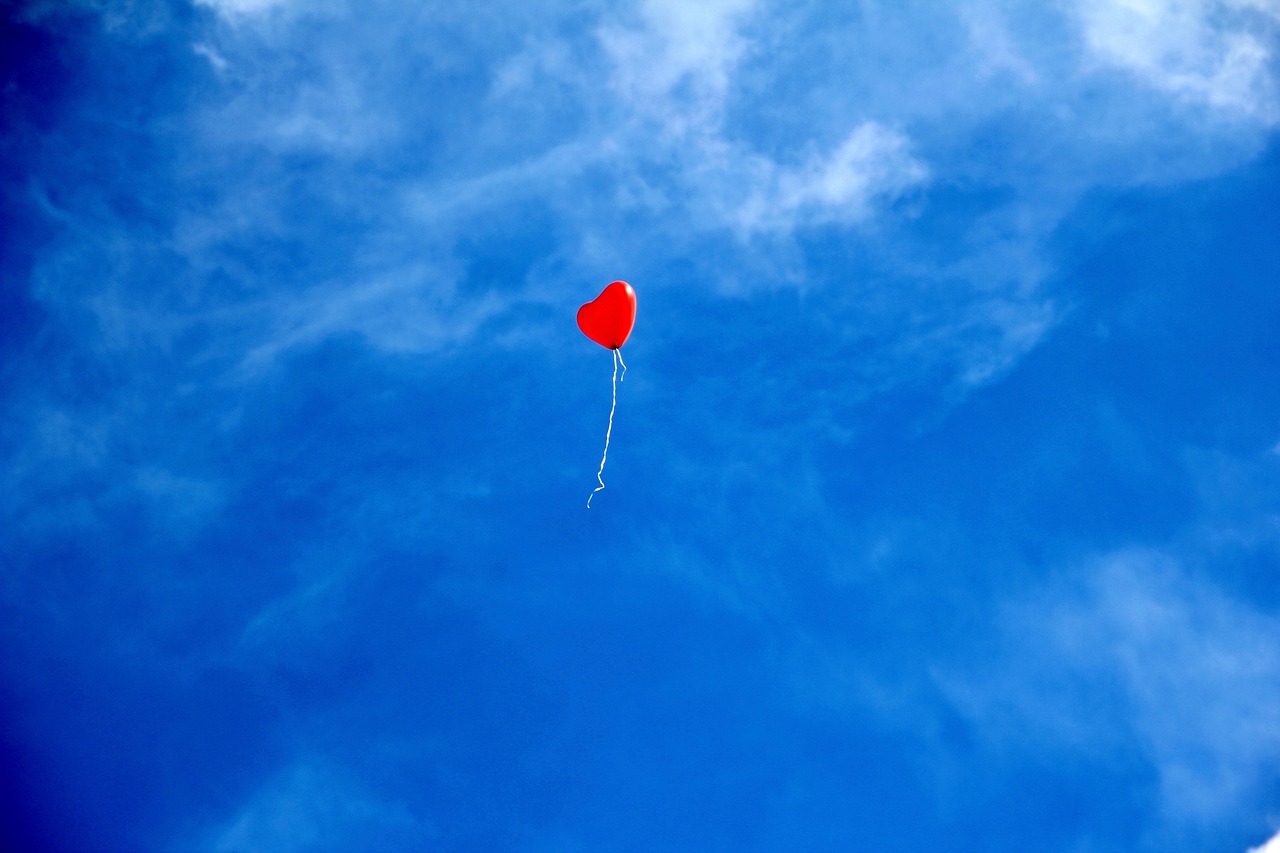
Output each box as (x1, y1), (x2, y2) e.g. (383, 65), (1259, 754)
(732, 122), (929, 233)
(195, 0), (292, 20)
(599, 0), (759, 138)
(944, 549), (1280, 829)
(234, 266), (506, 372)
(205, 761), (436, 851)
(1074, 0), (1280, 123)
(11, 0), (1278, 561)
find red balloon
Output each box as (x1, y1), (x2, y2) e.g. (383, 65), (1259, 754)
(577, 281), (636, 350)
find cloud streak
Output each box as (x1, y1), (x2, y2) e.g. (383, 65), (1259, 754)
(944, 549), (1280, 831)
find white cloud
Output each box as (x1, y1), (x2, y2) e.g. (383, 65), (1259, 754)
(960, 4), (1040, 83)
(263, 82), (398, 154)
(234, 266), (506, 374)
(735, 122), (929, 233)
(594, 3), (933, 241)
(1074, 0), (1280, 122)
(1250, 829), (1280, 852)
(195, 41), (399, 156)
(599, 0), (759, 138)
(192, 41), (229, 71)
(945, 549), (1280, 825)
(194, 0), (291, 19)
(952, 297), (1057, 386)
(20, 0), (1280, 505)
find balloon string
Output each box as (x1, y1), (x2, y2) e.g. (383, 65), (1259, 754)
(617, 347), (627, 382)
(587, 348), (619, 508)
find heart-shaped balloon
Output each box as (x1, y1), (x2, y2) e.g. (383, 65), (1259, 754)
(577, 281), (636, 350)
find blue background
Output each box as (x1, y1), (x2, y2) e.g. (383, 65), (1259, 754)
(4, 1), (1280, 850)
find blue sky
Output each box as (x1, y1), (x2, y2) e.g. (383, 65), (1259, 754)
(3, 0), (1280, 850)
